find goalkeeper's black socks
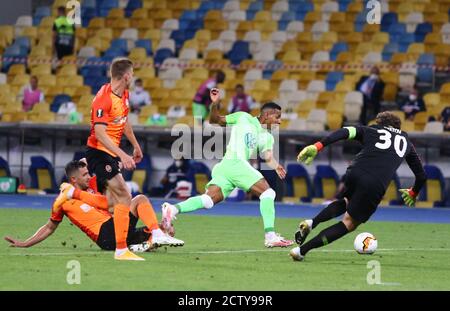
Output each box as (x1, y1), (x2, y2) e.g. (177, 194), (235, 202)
(300, 221), (349, 256)
(312, 199), (347, 229)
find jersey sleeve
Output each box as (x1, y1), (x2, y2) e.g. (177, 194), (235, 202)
(50, 206), (64, 223)
(258, 132), (274, 153)
(225, 111), (246, 125)
(91, 94), (112, 125)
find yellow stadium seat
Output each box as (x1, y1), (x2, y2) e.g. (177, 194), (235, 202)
(423, 93), (441, 108)
(304, 11), (322, 32)
(336, 22), (354, 41)
(327, 112), (343, 130)
(253, 11), (272, 29)
(38, 74), (56, 88)
(413, 111), (428, 131)
(424, 32), (442, 53)
(362, 24), (380, 42)
(87, 18), (105, 36)
(397, 3), (415, 22)
(329, 12), (346, 31)
(406, 43), (425, 62)
(346, 1), (363, 21)
(57, 65), (77, 77)
(236, 21), (254, 39)
(8, 64), (26, 78)
(345, 32), (364, 52)
(296, 99), (316, 118)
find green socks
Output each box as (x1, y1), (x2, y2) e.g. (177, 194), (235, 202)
(175, 196), (204, 213)
(260, 197), (275, 233)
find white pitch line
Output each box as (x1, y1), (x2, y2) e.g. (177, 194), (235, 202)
(4, 248), (450, 257)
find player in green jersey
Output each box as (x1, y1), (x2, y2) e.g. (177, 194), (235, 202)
(161, 88), (293, 247)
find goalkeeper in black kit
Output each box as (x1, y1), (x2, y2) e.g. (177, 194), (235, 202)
(290, 112), (427, 261)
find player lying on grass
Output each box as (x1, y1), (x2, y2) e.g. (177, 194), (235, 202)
(162, 88), (294, 248)
(4, 160), (183, 256)
(290, 111), (427, 261)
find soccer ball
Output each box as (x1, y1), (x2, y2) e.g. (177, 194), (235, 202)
(354, 232), (378, 254)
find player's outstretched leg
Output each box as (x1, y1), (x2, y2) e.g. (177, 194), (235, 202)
(250, 179), (293, 248)
(295, 198), (347, 245)
(290, 212), (359, 261)
(161, 186), (223, 231)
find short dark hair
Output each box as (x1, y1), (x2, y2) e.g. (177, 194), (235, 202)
(235, 84), (244, 89)
(135, 78), (143, 84)
(110, 58), (133, 80)
(57, 6), (65, 14)
(65, 160), (87, 179)
(261, 102), (282, 113)
(375, 111), (401, 129)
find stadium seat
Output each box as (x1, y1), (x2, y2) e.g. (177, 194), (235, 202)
(416, 53), (435, 87)
(381, 12), (398, 32)
(28, 156), (58, 193)
(330, 42), (348, 61)
(0, 156), (11, 177)
(325, 71), (344, 91)
(414, 22), (432, 42)
(187, 161), (211, 195)
(125, 0), (142, 17)
(418, 165), (447, 207)
(285, 163), (313, 202)
(313, 165), (339, 201)
(50, 94), (72, 113)
(123, 153), (152, 194)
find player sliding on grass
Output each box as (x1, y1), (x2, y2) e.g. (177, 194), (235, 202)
(289, 111), (427, 261)
(162, 88), (294, 248)
(4, 160), (183, 254)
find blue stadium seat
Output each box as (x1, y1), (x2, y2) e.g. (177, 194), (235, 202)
(295, 2), (314, 21)
(382, 43), (399, 61)
(50, 94), (72, 113)
(398, 33), (415, 53)
(103, 47), (127, 59)
(381, 12), (398, 32)
(313, 165), (339, 200)
(135, 39), (152, 56)
(227, 40), (250, 65)
(285, 163), (313, 202)
(33, 6), (51, 26)
(263, 60), (283, 79)
(154, 48), (174, 66)
(0, 156), (11, 177)
(418, 165), (447, 207)
(198, 1), (215, 16)
(338, 0), (352, 11)
(187, 161), (211, 195)
(81, 7), (97, 27)
(416, 53), (435, 85)
(354, 12), (368, 32)
(123, 153), (152, 194)
(125, 0), (142, 17)
(325, 71), (344, 91)
(170, 30), (187, 51)
(330, 42), (348, 61)
(185, 20), (204, 39)
(98, 0), (118, 17)
(414, 22), (432, 43)
(388, 23), (407, 43)
(2, 45), (27, 71)
(14, 37), (31, 52)
(110, 38), (129, 54)
(179, 10), (197, 30)
(246, 1), (263, 20)
(85, 76), (109, 94)
(278, 12), (296, 31)
(28, 156), (58, 193)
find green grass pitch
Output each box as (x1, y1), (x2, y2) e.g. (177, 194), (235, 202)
(1, 208), (449, 290)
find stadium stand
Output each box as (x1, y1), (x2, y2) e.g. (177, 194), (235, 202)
(0, 0), (448, 201)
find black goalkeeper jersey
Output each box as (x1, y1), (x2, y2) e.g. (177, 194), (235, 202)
(346, 125), (423, 191)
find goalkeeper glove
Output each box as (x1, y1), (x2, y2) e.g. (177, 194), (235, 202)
(399, 188), (418, 207)
(297, 142), (323, 165)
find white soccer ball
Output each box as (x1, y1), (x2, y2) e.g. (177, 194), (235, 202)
(354, 232), (378, 254)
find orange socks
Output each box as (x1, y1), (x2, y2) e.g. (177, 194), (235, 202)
(137, 202), (159, 232)
(113, 204), (130, 249)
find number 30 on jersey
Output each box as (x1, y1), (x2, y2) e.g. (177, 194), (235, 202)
(375, 129), (407, 157)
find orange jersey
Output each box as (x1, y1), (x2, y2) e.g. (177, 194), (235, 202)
(87, 83), (129, 157)
(50, 190), (111, 242)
